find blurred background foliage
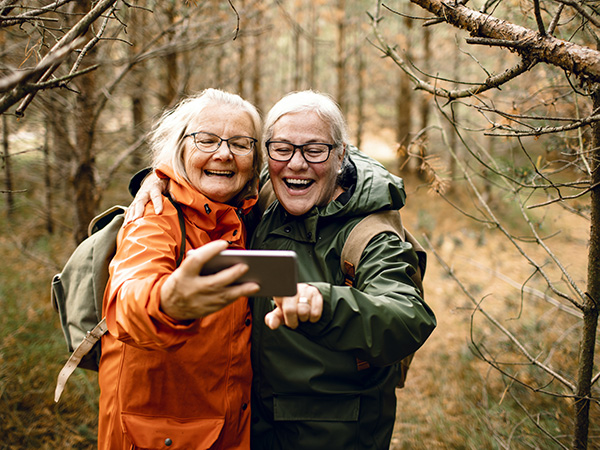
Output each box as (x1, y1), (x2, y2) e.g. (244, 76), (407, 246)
(1, 0), (599, 448)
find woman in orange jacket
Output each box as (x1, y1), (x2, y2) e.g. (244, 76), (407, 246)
(98, 89), (263, 449)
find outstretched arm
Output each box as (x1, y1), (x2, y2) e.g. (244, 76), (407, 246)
(161, 240), (260, 320)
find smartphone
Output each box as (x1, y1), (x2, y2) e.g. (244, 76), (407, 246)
(200, 249), (298, 297)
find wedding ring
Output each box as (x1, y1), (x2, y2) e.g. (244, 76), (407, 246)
(298, 297), (309, 304)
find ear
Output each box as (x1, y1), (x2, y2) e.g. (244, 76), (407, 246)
(338, 143), (346, 161)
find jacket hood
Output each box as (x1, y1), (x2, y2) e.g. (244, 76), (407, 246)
(321, 145), (406, 218)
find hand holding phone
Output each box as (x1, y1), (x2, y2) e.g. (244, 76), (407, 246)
(201, 249), (298, 297)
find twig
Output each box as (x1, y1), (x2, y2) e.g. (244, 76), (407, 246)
(527, 182), (600, 209)
(457, 256), (583, 318)
(532, 0), (546, 36)
(424, 233), (577, 391)
(509, 391), (569, 448)
(227, 0), (240, 40)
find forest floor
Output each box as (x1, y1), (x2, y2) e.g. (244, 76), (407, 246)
(386, 168), (594, 449)
(0, 144), (597, 449)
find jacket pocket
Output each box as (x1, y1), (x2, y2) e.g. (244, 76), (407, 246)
(121, 413), (224, 449)
(273, 393), (360, 422)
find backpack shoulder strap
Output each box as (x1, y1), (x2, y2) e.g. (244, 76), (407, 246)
(55, 318), (107, 402)
(340, 209), (426, 295)
(340, 209), (405, 284)
(166, 195), (186, 266)
(340, 209), (425, 389)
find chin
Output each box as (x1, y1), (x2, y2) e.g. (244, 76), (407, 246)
(280, 202), (311, 216)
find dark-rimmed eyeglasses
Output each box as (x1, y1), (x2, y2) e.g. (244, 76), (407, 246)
(265, 141), (335, 164)
(185, 131), (257, 156)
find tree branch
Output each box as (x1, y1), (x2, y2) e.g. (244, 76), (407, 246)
(12, 0), (119, 117)
(371, 2), (538, 99)
(409, 0), (600, 83)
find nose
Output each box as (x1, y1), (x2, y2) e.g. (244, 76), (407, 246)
(213, 141), (233, 160)
(287, 148), (309, 170)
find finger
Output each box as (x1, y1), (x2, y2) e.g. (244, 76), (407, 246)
(296, 296), (311, 322)
(150, 190), (164, 214)
(281, 297), (299, 329)
(265, 308), (283, 330)
(309, 294), (323, 323)
(125, 200), (143, 223)
(124, 205), (135, 223)
(222, 281), (260, 299)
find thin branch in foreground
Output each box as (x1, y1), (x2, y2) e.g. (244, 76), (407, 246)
(509, 391), (569, 449)
(457, 256), (583, 318)
(227, 0), (240, 40)
(423, 233), (577, 392)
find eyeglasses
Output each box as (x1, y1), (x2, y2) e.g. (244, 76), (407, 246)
(185, 131), (257, 156)
(265, 141), (335, 164)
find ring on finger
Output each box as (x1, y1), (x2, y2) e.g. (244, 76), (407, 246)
(298, 297), (309, 304)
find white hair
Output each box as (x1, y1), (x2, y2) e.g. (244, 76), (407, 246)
(263, 90), (349, 151)
(147, 88), (263, 203)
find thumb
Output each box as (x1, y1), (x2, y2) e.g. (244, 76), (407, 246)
(181, 240), (230, 276)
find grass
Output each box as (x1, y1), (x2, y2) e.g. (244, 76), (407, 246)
(0, 199), (99, 449)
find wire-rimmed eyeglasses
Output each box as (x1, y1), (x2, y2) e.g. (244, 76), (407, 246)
(185, 131), (257, 156)
(265, 141), (335, 164)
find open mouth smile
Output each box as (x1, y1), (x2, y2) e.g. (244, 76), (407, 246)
(205, 169), (235, 178)
(284, 178), (314, 190)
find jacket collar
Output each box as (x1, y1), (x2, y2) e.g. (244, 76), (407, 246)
(156, 164), (257, 216)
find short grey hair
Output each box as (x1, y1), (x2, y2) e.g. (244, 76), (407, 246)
(263, 90), (349, 151)
(148, 88), (263, 202)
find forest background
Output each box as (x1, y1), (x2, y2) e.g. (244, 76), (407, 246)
(1, 0), (599, 449)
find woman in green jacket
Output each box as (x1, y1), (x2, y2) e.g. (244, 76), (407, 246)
(130, 90), (436, 449)
(249, 91), (436, 449)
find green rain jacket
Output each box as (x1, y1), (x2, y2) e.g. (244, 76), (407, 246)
(249, 146), (437, 450)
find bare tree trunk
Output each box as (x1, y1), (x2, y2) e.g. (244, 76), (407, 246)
(336, 0), (347, 114)
(447, 36), (459, 193)
(396, 12), (413, 171)
(573, 87), (600, 450)
(308, 1), (317, 89)
(237, 38), (246, 97)
(163, 3), (178, 107)
(43, 119), (53, 233)
(2, 114), (14, 216)
(72, 0), (99, 243)
(356, 52), (365, 149)
(252, 34), (262, 113)
(293, 24), (301, 91)
(129, 6), (146, 168)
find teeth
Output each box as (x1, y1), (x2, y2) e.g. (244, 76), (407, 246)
(206, 170), (234, 177)
(285, 178), (311, 186)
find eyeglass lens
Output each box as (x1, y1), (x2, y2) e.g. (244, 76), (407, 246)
(191, 132), (255, 155)
(267, 142), (331, 163)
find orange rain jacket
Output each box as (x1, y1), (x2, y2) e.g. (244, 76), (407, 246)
(98, 165), (256, 450)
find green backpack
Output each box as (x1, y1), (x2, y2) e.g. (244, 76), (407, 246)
(339, 209), (426, 389)
(258, 180), (426, 389)
(51, 196), (186, 402)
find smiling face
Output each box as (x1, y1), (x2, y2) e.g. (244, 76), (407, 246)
(268, 111), (345, 216)
(182, 104), (256, 204)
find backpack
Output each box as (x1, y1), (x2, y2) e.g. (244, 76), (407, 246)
(51, 196), (186, 402)
(340, 210), (426, 389)
(258, 179), (426, 388)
